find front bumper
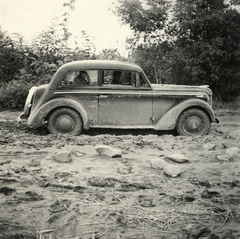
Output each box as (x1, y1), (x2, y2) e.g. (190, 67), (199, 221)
(211, 117), (221, 126)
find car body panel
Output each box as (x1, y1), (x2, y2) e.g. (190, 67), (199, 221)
(155, 98), (216, 130)
(21, 86), (38, 119)
(53, 86), (99, 126)
(98, 86), (153, 126)
(27, 97), (89, 129)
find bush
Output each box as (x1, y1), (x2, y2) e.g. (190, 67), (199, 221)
(0, 80), (33, 109)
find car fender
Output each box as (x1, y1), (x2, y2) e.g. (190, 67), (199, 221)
(23, 86), (38, 118)
(155, 99), (215, 130)
(27, 98), (89, 129)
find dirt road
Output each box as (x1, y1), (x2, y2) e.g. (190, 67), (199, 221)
(0, 110), (239, 239)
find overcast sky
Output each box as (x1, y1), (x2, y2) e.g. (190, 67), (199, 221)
(0, 0), (131, 54)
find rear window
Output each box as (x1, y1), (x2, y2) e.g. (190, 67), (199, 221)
(61, 70), (98, 86)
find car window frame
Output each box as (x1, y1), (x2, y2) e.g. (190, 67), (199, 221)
(58, 70), (99, 88)
(100, 70), (151, 89)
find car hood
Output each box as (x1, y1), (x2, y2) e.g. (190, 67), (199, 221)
(151, 84), (212, 95)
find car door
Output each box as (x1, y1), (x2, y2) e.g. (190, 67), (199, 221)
(56, 70), (99, 126)
(98, 70), (153, 126)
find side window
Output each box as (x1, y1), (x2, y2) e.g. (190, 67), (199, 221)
(102, 70), (150, 87)
(134, 72), (150, 87)
(103, 70), (134, 86)
(61, 70), (98, 86)
(103, 70), (123, 85)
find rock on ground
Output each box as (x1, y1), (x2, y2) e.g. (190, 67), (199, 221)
(216, 155), (232, 162)
(53, 151), (72, 163)
(149, 157), (167, 169)
(95, 144), (122, 158)
(164, 164), (182, 177)
(166, 153), (189, 163)
(226, 147), (240, 160)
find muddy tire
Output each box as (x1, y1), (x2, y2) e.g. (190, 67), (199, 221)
(176, 108), (211, 136)
(47, 107), (83, 136)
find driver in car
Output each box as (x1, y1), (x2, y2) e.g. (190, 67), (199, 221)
(74, 71), (90, 84)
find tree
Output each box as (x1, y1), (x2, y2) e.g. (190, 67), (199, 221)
(0, 0), (97, 108)
(97, 48), (126, 61)
(28, 0), (96, 84)
(114, 0), (171, 83)
(171, 0), (240, 100)
(0, 28), (25, 83)
(114, 0), (240, 100)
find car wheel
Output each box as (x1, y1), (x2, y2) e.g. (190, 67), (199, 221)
(47, 107), (83, 136)
(176, 108), (211, 136)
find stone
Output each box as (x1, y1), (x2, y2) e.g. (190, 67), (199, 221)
(0, 186), (16, 195)
(164, 164), (182, 177)
(29, 157), (42, 166)
(0, 159), (11, 165)
(149, 158), (167, 169)
(184, 224), (211, 238)
(53, 151), (72, 163)
(202, 143), (216, 150)
(226, 147), (240, 160)
(95, 145), (122, 158)
(166, 153), (189, 163)
(216, 155), (231, 162)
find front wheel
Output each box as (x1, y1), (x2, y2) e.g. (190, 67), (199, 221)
(47, 107), (83, 136)
(176, 108), (211, 136)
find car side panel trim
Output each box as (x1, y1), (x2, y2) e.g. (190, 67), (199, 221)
(27, 98), (89, 130)
(155, 99), (215, 130)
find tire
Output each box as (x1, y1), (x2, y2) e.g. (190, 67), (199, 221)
(47, 107), (83, 136)
(176, 108), (211, 136)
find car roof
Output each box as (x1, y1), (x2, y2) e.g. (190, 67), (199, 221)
(58, 60), (143, 72)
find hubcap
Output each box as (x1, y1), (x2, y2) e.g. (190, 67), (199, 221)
(184, 115), (203, 134)
(55, 115), (75, 133)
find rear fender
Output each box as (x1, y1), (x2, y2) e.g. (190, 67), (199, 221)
(155, 99), (215, 130)
(23, 86), (38, 118)
(27, 98), (89, 129)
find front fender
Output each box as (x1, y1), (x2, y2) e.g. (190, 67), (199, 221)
(27, 98), (89, 130)
(155, 99), (215, 130)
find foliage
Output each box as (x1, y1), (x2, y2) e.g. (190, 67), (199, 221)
(114, 0), (169, 38)
(114, 0), (172, 83)
(170, 0), (240, 100)
(0, 0), (98, 109)
(0, 80), (33, 109)
(131, 42), (173, 84)
(115, 0), (240, 100)
(97, 48), (127, 61)
(0, 29), (25, 83)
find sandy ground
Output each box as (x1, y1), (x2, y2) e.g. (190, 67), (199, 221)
(0, 110), (239, 239)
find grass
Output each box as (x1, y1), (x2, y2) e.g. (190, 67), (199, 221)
(213, 97), (240, 111)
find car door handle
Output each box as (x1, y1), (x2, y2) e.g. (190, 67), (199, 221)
(98, 95), (108, 99)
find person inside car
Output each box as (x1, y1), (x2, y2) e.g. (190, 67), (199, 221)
(74, 71), (90, 84)
(111, 71), (122, 84)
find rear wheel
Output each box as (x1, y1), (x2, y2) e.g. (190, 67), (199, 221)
(47, 107), (83, 136)
(176, 108), (211, 136)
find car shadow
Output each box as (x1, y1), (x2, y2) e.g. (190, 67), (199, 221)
(23, 125), (178, 137)
(83, 128), (178, 137)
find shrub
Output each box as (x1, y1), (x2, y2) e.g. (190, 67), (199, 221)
(0, 80), (33, 109)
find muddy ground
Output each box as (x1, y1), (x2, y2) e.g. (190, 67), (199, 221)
(0, 110), (239, 239)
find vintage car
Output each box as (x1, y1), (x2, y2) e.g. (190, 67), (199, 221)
(18, 60), (220, 136)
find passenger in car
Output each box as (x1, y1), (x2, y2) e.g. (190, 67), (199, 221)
(111, 71), (122, 84)
(74, 71), (90, 84)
